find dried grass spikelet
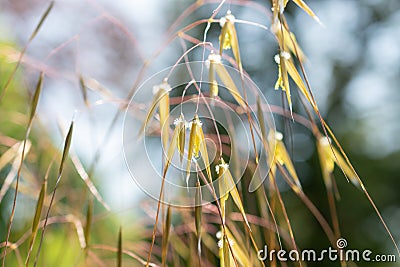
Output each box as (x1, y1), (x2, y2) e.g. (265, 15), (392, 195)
(271, 20), (306, 62)
(317, 136), (360, 188)
(219, 10), (241, 68)
(186, 115), (212, 186)
(164, 116), (184, 175)
(173, 114), (187, 163)
(138, 80), (171, 148)
(207, 52), (220, 98)
(207, 54), (246, 108)
(274, 49), (319, 114)
(292, 0), (322, 24)
(272, 0), (288, 25)
(216, 158), (250, 228)
(269, 131), (302, 192)
(216, 229), (251, 267)
(285, 58), (317, 110)
(272, 0), (321, 26)
(274, 51), (293, 113)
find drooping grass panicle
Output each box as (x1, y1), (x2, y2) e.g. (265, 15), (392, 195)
(138, 80), (171, 139)
(138, 80), (171, 151)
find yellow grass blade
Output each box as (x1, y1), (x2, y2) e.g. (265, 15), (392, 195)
(217, 159), (250, 229)
(226, 20), (241, 68)
(220, 235), (230, 267)
(219, 18), (230, 54)
(274, 52), (292, 113)
(186, 115), (202, 185)
(277, 143), (301, 189)
(197, 126), (212, 183)
(159, 90), (170, 149)
(209, 59), (219, 98)
(138, 81), (171, 137)
(256, 96), (267, 140)
(286, 59), (317, 110)
(174, 114), (186, 162)
(316, 138), (335, 189)
(219, 11), (242, 68)
(292, 0), (322, 24)
(214, 63), (246, 107)
(273, 23), (306, 62)
(270, 131), (302, 192)
(224, 229), (252, 267)
(165, 122), (180, 175)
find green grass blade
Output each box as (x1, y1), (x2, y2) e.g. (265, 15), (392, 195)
(33, 121), (74, 267)
(29, 1), (55, 41)
(59, 122), (74, 175)
(29, 72), (44, 124)
(84, 197), (93, 248)
(117, 227), (122, 267)
(162, 205), (172, 267)
(25, 177), (47, 266)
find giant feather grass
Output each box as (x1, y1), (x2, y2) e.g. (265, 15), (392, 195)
(0, 1), (399, 266)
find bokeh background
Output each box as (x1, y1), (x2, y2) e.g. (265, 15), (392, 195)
(0, 0), (399, 266)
